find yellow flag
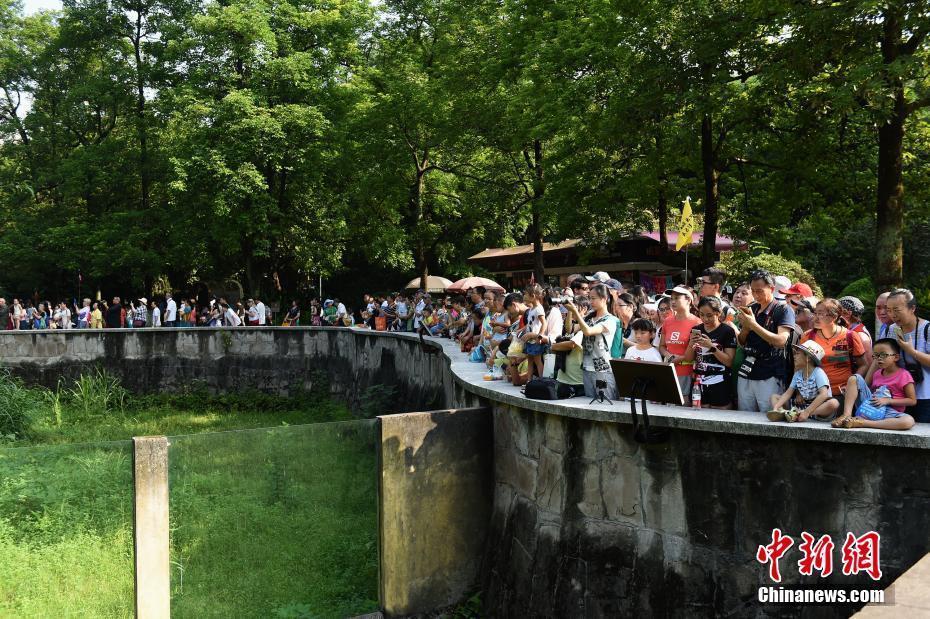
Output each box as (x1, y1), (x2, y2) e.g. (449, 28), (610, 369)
(676, 196), (695, 251)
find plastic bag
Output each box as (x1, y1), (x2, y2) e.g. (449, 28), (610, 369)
(855, 386), (893, 421)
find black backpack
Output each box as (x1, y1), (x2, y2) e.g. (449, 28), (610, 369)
(525, 377), (577, 400)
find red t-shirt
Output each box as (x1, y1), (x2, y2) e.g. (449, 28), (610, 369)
(663, 314), (702, 376)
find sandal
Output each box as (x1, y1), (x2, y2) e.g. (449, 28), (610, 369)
(766, 409), (788, 422)
(832, 415), (851, 428)
(843, 416), (866, 429)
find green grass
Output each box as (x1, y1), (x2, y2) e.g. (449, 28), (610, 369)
(0, 373), (379, 618)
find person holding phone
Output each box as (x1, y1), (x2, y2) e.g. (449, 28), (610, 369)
(658, 286), (701, 404)
(884, 288), (930, 422)
(565, 284), (618, 401)
(735, 270), (796, 412)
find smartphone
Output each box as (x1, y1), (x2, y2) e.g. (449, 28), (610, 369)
(893, 325), (905, 341)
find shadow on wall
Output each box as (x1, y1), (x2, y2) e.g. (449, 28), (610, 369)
(378, 407), (493, 617)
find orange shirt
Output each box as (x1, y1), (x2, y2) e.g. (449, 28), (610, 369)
(801, 326), (865, 393)
(663, 314), (702, 376)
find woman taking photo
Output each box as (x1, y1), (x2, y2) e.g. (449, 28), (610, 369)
(565, 284), (619, 401)
(684, 296), (738, 408)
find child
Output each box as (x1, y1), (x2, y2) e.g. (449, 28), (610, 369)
(624, 318), (662, 362)
(833, 338), (916, 430)
(768, 340), (838, 422)
(522, 284), (548, 379)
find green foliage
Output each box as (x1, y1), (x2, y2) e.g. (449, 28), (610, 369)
(720, 251), (822, 297)
(0, 0), (928, 297)
(357, 383), (396, 419)
(839, 277), (877, 308)
(66, 368), (129, 418)
(0, 370), (45, 441)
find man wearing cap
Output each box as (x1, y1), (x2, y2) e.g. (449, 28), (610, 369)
(839, 296), (873, 359)
(782, 282), (813, 307)
(736, 269), (797, 412)
(133, 298), (148, 328)
(586, 271), (610, 284)
(767, 340), (838, 422)
(773, 275), (792, 303)
(659, 286), (702, 403)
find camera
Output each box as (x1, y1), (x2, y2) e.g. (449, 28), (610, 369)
(549, 296), (570, 305)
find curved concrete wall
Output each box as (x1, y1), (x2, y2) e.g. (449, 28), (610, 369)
(2, 328), (928, 616)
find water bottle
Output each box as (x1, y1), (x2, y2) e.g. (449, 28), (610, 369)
(691, 376), (702, 409)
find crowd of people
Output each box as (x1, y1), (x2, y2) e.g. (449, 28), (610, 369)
(363, 269), (930, 432)
(4, 269), (928, 432)
(0, 295), (356, 330)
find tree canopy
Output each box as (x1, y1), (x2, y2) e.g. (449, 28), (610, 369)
(0, 0), (928, 300)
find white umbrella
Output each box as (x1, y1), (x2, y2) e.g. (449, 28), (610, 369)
(404, 276), (454, 293)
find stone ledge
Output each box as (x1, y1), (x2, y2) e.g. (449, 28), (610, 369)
(3, 325), (930, 449)
(398, 330), (930, 451)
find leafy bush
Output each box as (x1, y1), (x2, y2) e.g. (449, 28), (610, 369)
(839, 277), (877, 307)
(67, 368), (129, 418)
(0, 370), (45, 440)
(357, 384), (396, 418)
(719, 251), (822, 296)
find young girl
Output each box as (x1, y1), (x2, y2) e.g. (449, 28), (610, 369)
(833, 338), (916, 430)
(624, 318), (662, 362)
(685, 296), (738, 409)
(522, 284), (548, 379)
(768, 340), (838, 422)
(565, 284), (619, 401)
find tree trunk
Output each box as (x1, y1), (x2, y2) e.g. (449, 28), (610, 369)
(410, 166), (429, 289)
(530, 139), (546, 284)
(700, 113), (720, 268)
(133, 14), (150, 212)
(655, 127), (668, 254)
(875, 14), (907, 290)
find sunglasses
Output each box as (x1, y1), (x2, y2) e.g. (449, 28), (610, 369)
(872, 352), (897, 360)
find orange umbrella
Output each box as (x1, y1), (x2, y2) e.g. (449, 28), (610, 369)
(446, 276), (506, 293)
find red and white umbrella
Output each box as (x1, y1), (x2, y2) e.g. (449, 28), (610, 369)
(446, 276), (506, 294)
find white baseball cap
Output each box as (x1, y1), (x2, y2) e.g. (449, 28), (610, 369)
(774, 275), (792, 300)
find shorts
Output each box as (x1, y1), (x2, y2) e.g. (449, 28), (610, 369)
(524, 343), (549, 356)
(850, 374), (906, 420)
(698, 380), (733, 407)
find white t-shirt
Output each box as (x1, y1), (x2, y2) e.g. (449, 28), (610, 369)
(248, 306), (258, 323)
(225, 308), (242, 326)
(152, 307), (161, 327)
(256, 302), (266, 325)
(165, 298), (177, 322)
(396, 302), (408, 319)
(545, 307), (563, 339)
(414, 299), (426, 328)
(337, 303), (347, 317)
(624, 346), (663, 363)
(581, 314), (617, 373)
(525, 305), (544, 334)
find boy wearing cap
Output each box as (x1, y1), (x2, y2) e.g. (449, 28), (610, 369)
(659, 286), (702, 403)
(767, 340), (838, 422)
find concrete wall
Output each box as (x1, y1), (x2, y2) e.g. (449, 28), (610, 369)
(4, 328), (930, 616)
(378, 408), (493, 617)
(0, 328), (447, 413)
